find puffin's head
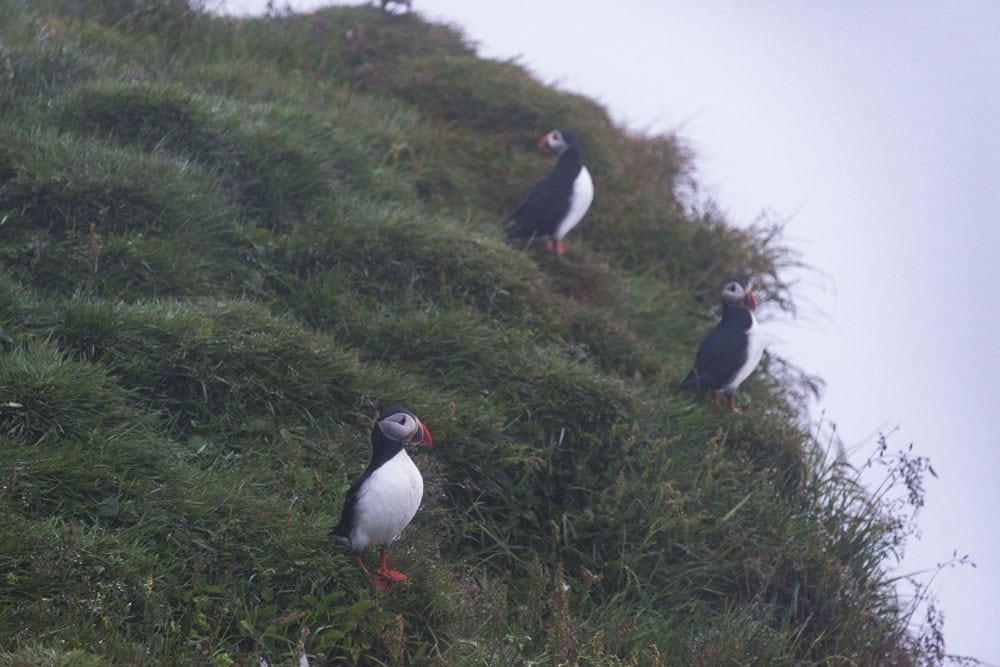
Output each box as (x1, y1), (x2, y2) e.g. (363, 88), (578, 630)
(537, 128), (578, 156)
(721, 280), (756, 310)
(376, 405), (433, 447)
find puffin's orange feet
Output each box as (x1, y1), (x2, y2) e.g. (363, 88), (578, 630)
(376, 546), (408, 582)
(544, 239), (556, 252)
(352, 554), (371, 575)
(554, 241), (566, 256)
(353, 553), (390, 590)
(376, 566), (409, 582)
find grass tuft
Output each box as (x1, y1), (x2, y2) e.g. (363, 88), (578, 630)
(0, 343), (139, 444)
(54, 299), (368, 436)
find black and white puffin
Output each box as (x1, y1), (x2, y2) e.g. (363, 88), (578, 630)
(680, 281), (764, 412)
(505, 128), (594, 256)
(331, 406), (433, 589)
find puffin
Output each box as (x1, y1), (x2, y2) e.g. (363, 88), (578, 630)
(680, 281), (764, 412)
(505, 128), (594, 256)
(331, 405), (433, 589)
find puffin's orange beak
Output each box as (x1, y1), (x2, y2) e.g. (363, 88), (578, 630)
(414, 418), (433, 447)
(537, 132), (552, 152)
(744, 289), (757, 310)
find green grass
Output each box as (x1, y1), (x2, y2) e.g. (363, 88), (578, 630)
(0, 1), (943, 664)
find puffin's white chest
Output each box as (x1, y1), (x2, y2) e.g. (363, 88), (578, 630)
(350, 450), (423, 551)
(725, 315), (765, 393)
(556, 166), (594, 239)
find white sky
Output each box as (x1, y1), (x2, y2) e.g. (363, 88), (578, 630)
(220, 1), (1000, 660)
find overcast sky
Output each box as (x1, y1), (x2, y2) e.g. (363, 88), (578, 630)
(218, 1), (1000, 660)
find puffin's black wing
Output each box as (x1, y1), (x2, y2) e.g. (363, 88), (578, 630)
(680, 325), (749, 391)
(330, 472), (370, 541)
(505, 170), (575, 240)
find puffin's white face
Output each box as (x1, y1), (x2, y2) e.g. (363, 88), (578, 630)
(721, 281), (757, 310)
(377, 410), (433, 446)
(538, 129), (568, 155)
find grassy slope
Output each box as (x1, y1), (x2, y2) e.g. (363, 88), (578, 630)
(0, 2), (929, 664)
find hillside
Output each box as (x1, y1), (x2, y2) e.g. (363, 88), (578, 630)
(0, 2), (935, 664)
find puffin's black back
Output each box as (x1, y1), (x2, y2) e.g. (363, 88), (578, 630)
(680, 305), (753, 391)
(506, 131), (584, 240)
(331, 406), (413, 542)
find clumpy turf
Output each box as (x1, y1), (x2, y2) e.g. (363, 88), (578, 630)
(0, 2), (937, 664)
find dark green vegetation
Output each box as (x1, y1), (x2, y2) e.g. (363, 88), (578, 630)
(0, 2), (938, 664)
